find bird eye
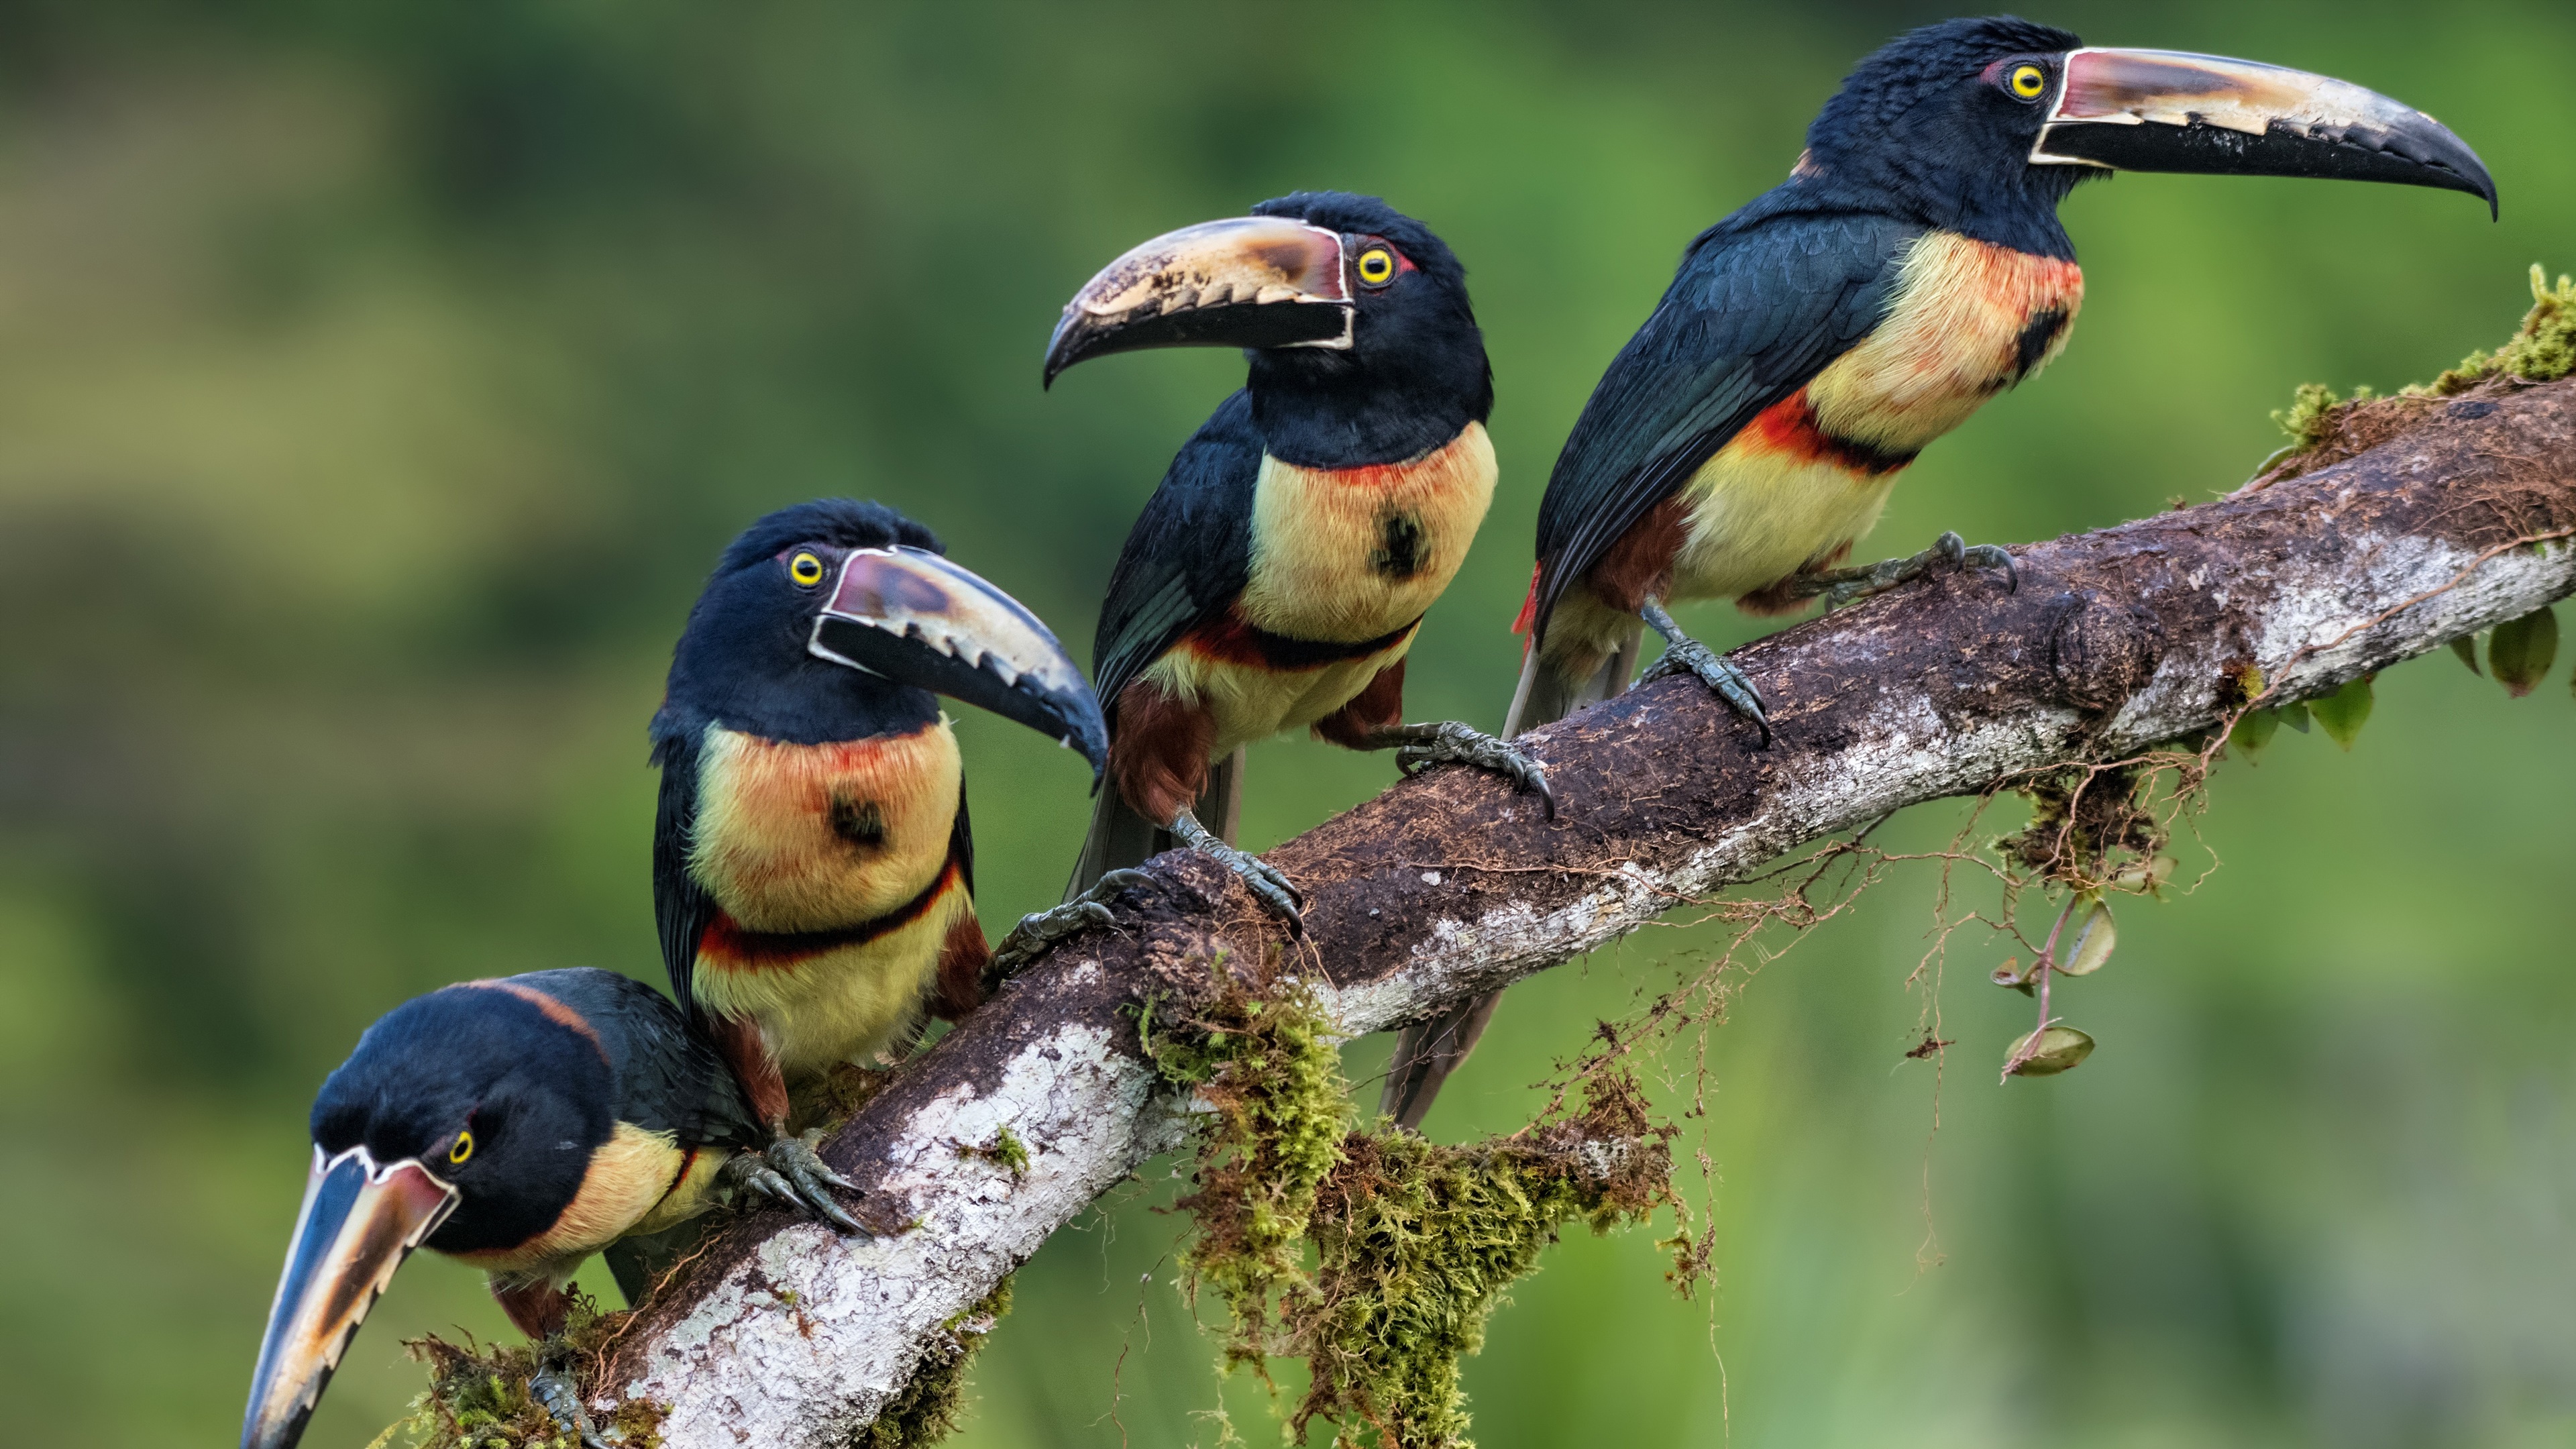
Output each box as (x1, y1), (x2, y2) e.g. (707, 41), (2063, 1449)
(788, 551), (826, 587)
(1354, 247), (1397, 288)
(2008, 62), (2049, 101)
(449, 1130), (474, 1165)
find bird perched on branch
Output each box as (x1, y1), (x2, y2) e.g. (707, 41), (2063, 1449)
(651, 500), (1105, 1224)
(1384, 15), (2498, 1129)
(1006, 192), (1549, 956)
(241, 969), (765, 1449)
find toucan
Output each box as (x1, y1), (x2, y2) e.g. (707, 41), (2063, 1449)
(1002, 192), (1549, 959)
(240, 969), (765, 1449)
(1383, 17), (2498, 1129)
(650, 500), (1105, 1226)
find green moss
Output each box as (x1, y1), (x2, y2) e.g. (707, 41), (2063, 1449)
(2418, 264), (2576, 394)
(855, 1277), (1013, 1449)
(1287, 1080), (1677, 1449)
(1139, 956), (1352, 1371)
(393, 1293), (659, 1449)
(955, 1125), (1030, 1179)
(2272, 380), (2363, 449)
(2273, 265), (2576, 464)
(1144, 963), (1687, 1446)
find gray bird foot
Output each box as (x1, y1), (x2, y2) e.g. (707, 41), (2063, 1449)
(1798, 530), (2018, 609)
(1172, 808), (1303, 927)
(1640, 600), (1772, 745)
(1370, 721), (1555, 818)
(989, 869), (1152, 978)
(724, 1130), (867, 1234)
(529, 1344), (610, 1448)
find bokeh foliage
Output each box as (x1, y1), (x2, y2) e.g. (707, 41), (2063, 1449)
(1, 2), (2571, 1446)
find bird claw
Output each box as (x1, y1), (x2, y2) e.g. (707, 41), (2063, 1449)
(1640, 639), (1772, 745)
(1172, 811), (1303, 927)
(1810, 531), (2017, 609)
(1381, 721), (1556, 818)
(728, 1132), (867, 1234)
(529, 1346), (610, 1448)
(989, 870), (1150, 977)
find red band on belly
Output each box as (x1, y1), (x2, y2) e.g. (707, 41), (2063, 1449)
(698, 862), (961, 973)
(1738, 390), (1917, 476)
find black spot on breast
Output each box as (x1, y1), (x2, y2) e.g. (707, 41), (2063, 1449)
(1371, 512), (1427, 580)
(2012, 305), (2070, 383)
(828, 791), (887, 849)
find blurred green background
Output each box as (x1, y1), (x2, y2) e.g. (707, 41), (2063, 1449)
(3, 2), (2570, 1445)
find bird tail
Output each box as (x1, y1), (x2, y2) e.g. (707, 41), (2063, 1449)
(1065, 747), (1243, 901)
(1381, 621), (1644, 1130)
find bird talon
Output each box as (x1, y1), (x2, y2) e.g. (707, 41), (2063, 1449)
(529, 1352), (610, 1449)
(1962, 543), (2019, 592)
(749, 1134), (867, 1234)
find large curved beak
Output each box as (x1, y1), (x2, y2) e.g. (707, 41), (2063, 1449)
(2034, 48), (2496, 217)
(810, 546), (1108, 777)
(241, 1146), (458, 1449)
(1043, 215), (1352, 386)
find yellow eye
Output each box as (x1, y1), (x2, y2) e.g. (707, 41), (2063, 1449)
(2008, 63), (2048, 100)
(1354, 247), (1396, 286)
(449, 1130), (474, 1165)
(788, 551), (826, 587)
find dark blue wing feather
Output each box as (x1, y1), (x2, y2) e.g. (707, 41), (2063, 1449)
(1090, 390), (1263, 717)
(1531, 211), (1923, 635)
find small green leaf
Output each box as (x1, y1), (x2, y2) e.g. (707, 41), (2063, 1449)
(2229, 707), (2279, 757)
(2451, 634), (2482, 675)
(2489, 606), (2559, 698)
(2060, 902), (2116, 976)
(2006, 1026), (2096, 1077)
(2311, 676), (2373, 749)
(1989, 957), (2034, 995)
(2277, 699), (2312, 733)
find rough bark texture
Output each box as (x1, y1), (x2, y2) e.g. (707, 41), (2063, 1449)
(602, 378), (2576, 1447)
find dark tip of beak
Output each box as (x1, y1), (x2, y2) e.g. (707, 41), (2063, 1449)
(2039, 48), (2499, 218)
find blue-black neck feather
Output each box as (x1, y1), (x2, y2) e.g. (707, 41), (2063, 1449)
(1240, 191), (1493, 470)
(1719, 16), (2092, 261)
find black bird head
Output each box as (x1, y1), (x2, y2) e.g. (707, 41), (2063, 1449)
(652, 498), (1107, 774)
(241, 980), (619, 1449)
(1782, 15), (2493, 254)
(1044, 191), (1491, 466)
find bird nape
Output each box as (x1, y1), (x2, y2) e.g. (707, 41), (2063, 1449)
(240, 969), (765, 1449)
(997, 191), (1552, 971)
(1381, 15), (2498, 1132)
(649, 499), (1106, 1226)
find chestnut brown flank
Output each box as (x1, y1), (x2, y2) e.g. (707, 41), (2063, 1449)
(1110, 680), (1217, 826)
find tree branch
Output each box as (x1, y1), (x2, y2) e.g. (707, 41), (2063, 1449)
(600, 378), (2576, 1446)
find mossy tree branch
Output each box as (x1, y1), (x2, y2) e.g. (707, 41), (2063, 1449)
(596, 377), (2576, 1448)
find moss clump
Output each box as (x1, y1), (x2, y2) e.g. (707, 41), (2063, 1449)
(2268, 265), (2576, 476)
(1140, 957), (1351, 1370)
(1287, 1078), (1677, 1449)
(2419, 264), (2576, 395)
(1996, 762), (2164, 892)
(393, 1292), (660, 1448)
(855, 1277), (1013, 1449)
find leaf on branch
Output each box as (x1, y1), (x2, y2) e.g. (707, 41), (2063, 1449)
(2489, 605), (2558, 697)
(2060, 901), (2116, 976)
(2312, 676), (2374, 749)
(2277, 699), (2312, 733)
(2229, 706), (2279, 757)
(2005, 1026), (2096, 1077)
(2452, 634), (2482, 675)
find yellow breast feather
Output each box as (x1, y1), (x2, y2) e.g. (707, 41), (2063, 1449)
(690, 720), (961, 934)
